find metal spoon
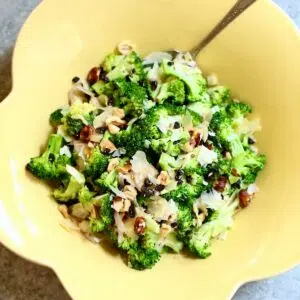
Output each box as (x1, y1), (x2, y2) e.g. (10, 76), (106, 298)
(169, 0), (257, 59)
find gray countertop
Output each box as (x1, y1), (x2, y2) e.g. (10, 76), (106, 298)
(0, 1), (299, 299)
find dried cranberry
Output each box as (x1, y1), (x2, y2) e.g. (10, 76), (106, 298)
(80, 125), (95, 142)
(134, 217), (146, 235)
(87, 67), (100, 85)
(239, 189), (250, 208)
(214, 176), (227, 192)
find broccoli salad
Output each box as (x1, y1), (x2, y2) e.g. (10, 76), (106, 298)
(26, 41), (266, 270)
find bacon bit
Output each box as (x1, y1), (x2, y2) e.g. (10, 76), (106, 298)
(214, 176), (227, 192)
(87, 67), (100, 85)
(239, 189), (251, 208)
(80, 125), (95, 143)
(134, 217), (146, 235)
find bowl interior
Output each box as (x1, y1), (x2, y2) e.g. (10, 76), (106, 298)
(0, 0), (300, 299)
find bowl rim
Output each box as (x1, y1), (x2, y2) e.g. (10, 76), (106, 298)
(0, 0), (299, 299)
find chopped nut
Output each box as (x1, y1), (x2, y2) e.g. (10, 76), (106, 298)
(100, 139), (117, 153)
(90, 205), (98, 219)
(239, 189), (252, 208)
(198, 213), (206, 223)
(117, 40), (136, 55)
(70, 203), (90, 220)
(157, 171), (169, 186)
(123, 185), (137, 201)
(107, 158), (120, 172)
(58, 204), (69, 218)
(84, 146), (92, 158)
(112, 196), (131, 213)
(108, 123), (120, 134)
(198, 203), (208, 216)
(112, 196), (124, 212)
(183, 141), (194, 153)
(79, 220), (91, 233)
(116, 162), (132, 174)
(231, 168), (239, 177)
(134, 217), (146, 235)
(123, 199), (131, 212)
(113, 108), (125, 119)
(106, 116), (126, 127)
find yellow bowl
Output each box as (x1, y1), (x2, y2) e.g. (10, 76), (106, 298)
(0, 0), (299, 299)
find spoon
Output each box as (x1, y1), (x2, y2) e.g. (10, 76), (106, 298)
(169, 0), (257, 59)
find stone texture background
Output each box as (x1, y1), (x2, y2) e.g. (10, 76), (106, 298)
(0, 1), (299, 299)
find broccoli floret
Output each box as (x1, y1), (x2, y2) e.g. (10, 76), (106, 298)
(112, 126), (146, 157)
(95, 170), (118, 192)
(150, 131), (189, 157)
(226, 102), (252, 118)
(156, 79), (185, 105)
(50, 109), (64, 127)
(128, 246), (161, 270)
(92, 81), (115, 96)
(53, 166), (85, 202)
(208, 86), (231, 106)
(90, 194), (113, 232)
(113, 79), (148, 117)
(176, 204), (194, 241)
(187, 198), (238, 258)
(84, 148), (109, 179)
(159, 153), (181, 171)
(102, 52), (145, 83)
(64, 102), (96, 136)
(78, 186), (94, 204)
(209, 109), (244, 157)
(26, 134), (70, 180)
(163, 232), (184, 253)
(232, 150), (266, 184)
(161, 59), (207, 102)
(164, 183), (202, 203)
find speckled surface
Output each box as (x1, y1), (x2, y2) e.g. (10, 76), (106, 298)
(0, 1), (299, 299)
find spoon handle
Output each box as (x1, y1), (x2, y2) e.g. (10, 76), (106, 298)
(190, 0), (257, 58)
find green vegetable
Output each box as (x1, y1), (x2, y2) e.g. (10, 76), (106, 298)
(156, 79), (186, 105)
(53, 167), (85, 202)
(26, 134), (70, 180)
(161, 59), (207, 102)
(84, 148), (109, 179)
